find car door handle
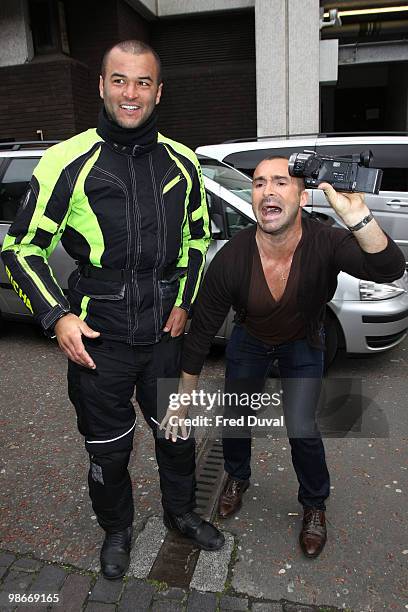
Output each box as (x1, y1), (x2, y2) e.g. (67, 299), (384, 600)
(386, 200), (408, 207)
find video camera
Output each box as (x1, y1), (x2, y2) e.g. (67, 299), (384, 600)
(288, 149), (383, 194)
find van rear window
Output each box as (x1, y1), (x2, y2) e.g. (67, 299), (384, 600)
(0, 158), (40, 223)
(224, 147), (309, 175)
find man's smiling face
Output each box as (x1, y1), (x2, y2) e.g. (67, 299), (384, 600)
(252, 158), (308, 235)
(99, 48), (162, 129)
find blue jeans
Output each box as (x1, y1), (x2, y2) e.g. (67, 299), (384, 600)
(223, 325), (330, 510)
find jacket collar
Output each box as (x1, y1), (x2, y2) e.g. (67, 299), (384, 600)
(96, 106), (158, 157)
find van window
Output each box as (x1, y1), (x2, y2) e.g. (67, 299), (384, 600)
(225, 203), (253, 238)
(0, 158), (39, 222)
(224, 146), (313, 177)
(201, 161), (252, 203)
(205, 191), (224, 239)
(316, 144), (408, 192)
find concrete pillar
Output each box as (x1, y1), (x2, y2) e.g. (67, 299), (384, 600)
(255, 0), (320, 137)
(0, 0), (33, 67)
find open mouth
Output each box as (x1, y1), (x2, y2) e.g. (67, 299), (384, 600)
(261, 204), (282, 218)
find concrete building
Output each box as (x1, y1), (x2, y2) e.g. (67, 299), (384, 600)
(0, 0), (407, 147)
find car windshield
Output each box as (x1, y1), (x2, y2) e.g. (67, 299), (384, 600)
(198, 156), (253, 204)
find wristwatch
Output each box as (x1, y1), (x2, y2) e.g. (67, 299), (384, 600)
(346, 212), (373, 232)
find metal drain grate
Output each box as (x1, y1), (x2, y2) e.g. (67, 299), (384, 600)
(148, 438), (226, 587)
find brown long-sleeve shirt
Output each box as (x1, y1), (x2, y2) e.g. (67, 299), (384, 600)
(182, 216), (405, 375)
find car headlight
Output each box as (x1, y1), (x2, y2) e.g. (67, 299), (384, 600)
(359, 279), (406, 301)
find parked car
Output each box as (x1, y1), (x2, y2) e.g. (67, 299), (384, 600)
(1, 142), (408, 369)
(197, 134), (408, 265)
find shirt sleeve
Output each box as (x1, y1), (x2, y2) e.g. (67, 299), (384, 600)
(175, 156), (211, 312)
(331, 227), (406, 283)
(1, 146), (71, 332)
(182, 246), (235, 375)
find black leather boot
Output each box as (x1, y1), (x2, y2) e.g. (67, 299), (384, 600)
(163, 510), (225, 551)
(100, 526), (132, 580)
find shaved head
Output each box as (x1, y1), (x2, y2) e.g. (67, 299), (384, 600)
(101, 39), (162, 83)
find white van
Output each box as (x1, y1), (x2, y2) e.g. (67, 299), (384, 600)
(196, 151), (408, 364)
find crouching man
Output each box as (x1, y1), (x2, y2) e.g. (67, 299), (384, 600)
(161, 156), (405, 559)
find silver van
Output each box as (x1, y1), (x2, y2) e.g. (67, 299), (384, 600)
(1, 143), (408, 369)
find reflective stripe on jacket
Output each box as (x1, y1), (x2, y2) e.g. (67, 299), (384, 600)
(1, 129), (210, 344)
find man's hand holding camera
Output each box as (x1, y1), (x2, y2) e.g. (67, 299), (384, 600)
(318, 181), (387, 253)
(318, 181), (369, 227)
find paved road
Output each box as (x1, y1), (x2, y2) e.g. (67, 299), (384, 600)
(0, 321), (407, 611)
(203, 338), (408, 611)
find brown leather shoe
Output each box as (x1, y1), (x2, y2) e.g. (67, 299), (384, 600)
(299, 507), (327, 558)
(218, 476), (249, 518)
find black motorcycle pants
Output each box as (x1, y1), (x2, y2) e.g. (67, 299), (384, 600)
(67, 334), (195, 533)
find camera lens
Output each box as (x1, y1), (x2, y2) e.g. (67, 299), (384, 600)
(288, 152), (310, 177)
(288, 153), (298, 176)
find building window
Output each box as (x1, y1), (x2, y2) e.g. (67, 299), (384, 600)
(29, 0), (70, 55)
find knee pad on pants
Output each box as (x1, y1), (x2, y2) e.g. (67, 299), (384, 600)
(88, 450), (131, 487)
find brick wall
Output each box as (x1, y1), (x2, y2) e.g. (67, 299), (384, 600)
(0, 58), (83, 141)
(0, 0), (152, 142)
(70, 60), (96, 135)
(0, 2), (256, 146)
